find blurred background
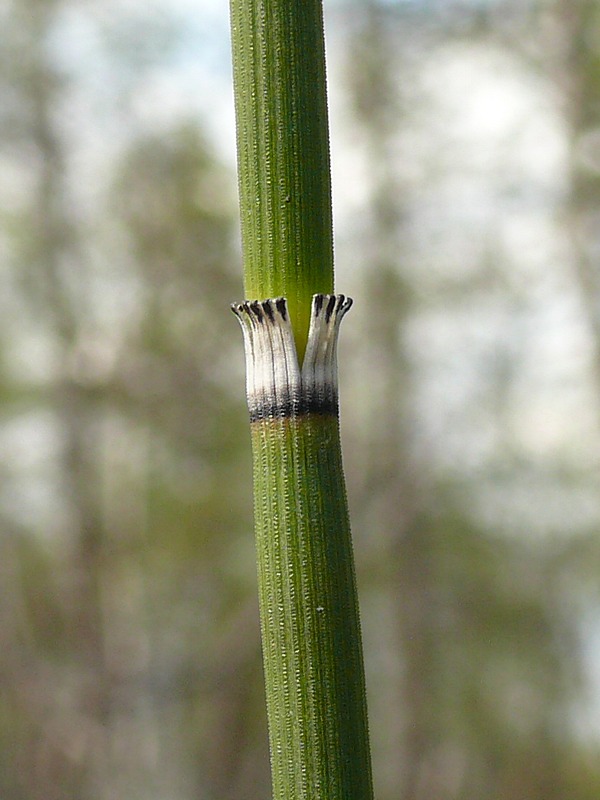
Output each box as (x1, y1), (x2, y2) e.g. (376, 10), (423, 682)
(2, 0), (600, 797)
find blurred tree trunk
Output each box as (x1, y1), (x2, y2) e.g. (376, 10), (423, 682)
(556, 0), (600, 403)
(346, 5), (438, 798)
(344, 3), (591, 799)
(14, 1), (112, 796)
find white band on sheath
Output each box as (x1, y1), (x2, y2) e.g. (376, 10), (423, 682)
(232, 294), (352, 421)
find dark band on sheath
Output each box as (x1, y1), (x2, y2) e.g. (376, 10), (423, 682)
(231, 294), (352, 421)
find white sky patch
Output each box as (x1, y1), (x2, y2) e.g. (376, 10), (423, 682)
(327, 32), (600, 536)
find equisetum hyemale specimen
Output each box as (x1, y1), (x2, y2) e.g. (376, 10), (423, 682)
(229, 0), (374, 795)
(232, 294), (373, 799)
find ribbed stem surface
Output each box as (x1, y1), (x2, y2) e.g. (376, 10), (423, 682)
(231, 297), (374, 800)
(229, 0), (374, 791)
(251, 415), (372, 799)
(229, 0), (334, 357)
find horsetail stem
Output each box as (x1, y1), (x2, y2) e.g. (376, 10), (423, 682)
(228, 0), (333, 358)
(229, 2), (374, 798)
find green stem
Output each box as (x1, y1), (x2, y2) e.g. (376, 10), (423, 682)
(229, 0), (333, 358)
(231, 298), (373, 799)
(229, 1), (373, 797)
(253, 411), (372, 798)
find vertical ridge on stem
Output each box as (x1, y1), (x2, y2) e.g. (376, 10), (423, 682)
(229, 0), (373, 795)
(232, 295), (374, 799)
(229, 0), (334, 357)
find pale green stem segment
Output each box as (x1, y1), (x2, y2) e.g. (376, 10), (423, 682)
(229, 0), (334, 359)
(232, 297), (374, 800)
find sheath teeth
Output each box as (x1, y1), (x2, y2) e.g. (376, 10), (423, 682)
(232, 294), (352, 421)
